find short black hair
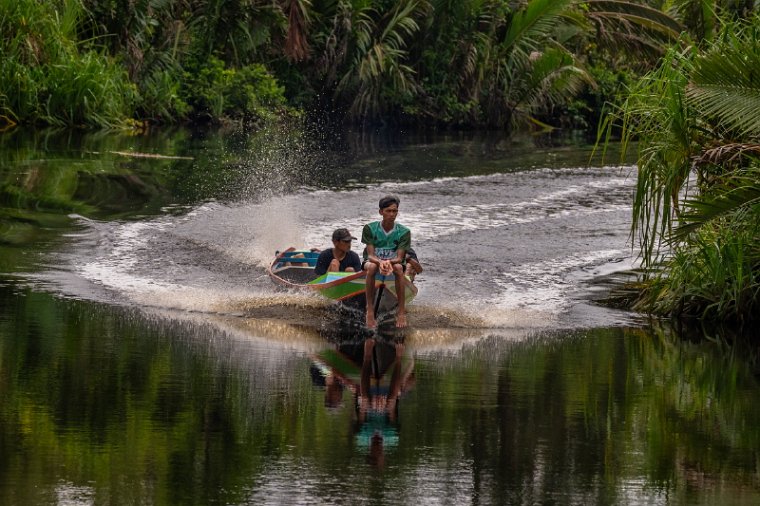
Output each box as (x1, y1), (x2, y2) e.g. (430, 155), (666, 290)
(379, 195), (400, 209)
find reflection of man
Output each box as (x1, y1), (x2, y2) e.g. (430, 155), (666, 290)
(356, 337), (414, 469)
(309, 361), (345, 409)
(310, 337), (415, 469)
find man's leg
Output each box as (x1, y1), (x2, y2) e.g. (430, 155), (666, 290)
(404, 263), (416, 282)
(392, 264), (406, 328)
(365, 263), (378, 327)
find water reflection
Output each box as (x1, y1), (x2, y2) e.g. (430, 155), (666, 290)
(3, 286), (760, 504)
(311, 333), (415, 470)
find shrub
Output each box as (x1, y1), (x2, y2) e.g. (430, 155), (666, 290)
(0, 0), (135, 127)
(180, 56), (286, 125)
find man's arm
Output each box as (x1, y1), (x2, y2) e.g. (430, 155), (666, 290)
(314, 249), (331, 275)
(365, 244), (380, 266)
(348, 251), (363, 272)
(361, 224), (378, 266)
(390, 229), (411, 265)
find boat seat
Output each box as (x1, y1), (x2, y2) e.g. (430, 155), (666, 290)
(278, 253), (318, 266)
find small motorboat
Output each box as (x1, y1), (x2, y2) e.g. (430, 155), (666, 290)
(268, 247), (417, 315)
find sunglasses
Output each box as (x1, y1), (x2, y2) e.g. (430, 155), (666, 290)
(340, 239), (353, 243)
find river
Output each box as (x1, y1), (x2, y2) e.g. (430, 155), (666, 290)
(0, 127), (758, 505)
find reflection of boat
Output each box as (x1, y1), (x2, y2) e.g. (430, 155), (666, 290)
(267, 247), (417, 315)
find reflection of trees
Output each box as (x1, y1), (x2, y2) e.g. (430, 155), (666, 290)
(0, 127), (300, 273)
(0, 288), (306, 505)
(0, 129), (192, 219)
(403, 326), (760, 504)
(0, 130), (178, 273)
(632, 325), (760, 486)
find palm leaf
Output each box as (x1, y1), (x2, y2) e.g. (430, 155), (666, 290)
(665, 0), (717, 41)
(585, 0), (683, 36)
(583, 0), (683, 58)
(513, 45), (592, 121)
(335, 0), (423, 119)
(686, 35), (760, 138)
(283, 0), (312, 61)
(502, 0), (573, 53)
(613, 46), (696, 264)
(675, 167), (760, 240)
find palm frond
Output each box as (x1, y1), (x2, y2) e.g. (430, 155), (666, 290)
(283, 0), (312, 62)
(585, 1), (683, 36)
(502, 0), (573, 53)
(583, 0), (683, 59)
(693, 143), (760, 172)
(335, 0), (423, 119)
(614, 46), (696, 263)
(687, 35), (760, 138)
(514, 46), (592, 119)
(675, 166), (760, 239)
(665, 0), (717, 41)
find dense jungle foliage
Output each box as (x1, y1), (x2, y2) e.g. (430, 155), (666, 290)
(0, 0), (713, 130)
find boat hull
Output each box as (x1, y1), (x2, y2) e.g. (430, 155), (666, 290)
(268, 248), (417, 314)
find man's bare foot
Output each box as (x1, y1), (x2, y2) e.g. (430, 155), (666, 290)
(395, 311), (407, 328)
(366, 310), (377, 328)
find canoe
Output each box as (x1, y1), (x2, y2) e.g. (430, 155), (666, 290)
(267, 247), (417, 313)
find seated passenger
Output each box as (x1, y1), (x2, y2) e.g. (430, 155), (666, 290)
(314, 228), (363, 276)
(404, 247), (423, 282)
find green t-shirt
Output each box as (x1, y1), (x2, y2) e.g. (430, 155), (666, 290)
(361, 221), (411, 261)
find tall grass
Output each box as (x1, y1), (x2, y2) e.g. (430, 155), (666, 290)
(637, 223), (760, 322)
(0, 0), (135, 128)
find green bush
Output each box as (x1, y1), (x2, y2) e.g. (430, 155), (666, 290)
(0, 0), (135, 128)
(136, 69), (190, 123)
(562, 64), (634, 132)
(180, 56), (286, 125)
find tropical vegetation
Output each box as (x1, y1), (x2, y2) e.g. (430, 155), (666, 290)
(605, 11), (760, 324)
(0, 0), (700, 130)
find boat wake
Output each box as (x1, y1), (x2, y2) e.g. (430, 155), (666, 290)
(34, 164), (641, 349)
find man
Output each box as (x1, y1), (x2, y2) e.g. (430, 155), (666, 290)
(314, 228), (363, 276)
(404, 247), (423, 282)
(361, 195), (411, 328)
